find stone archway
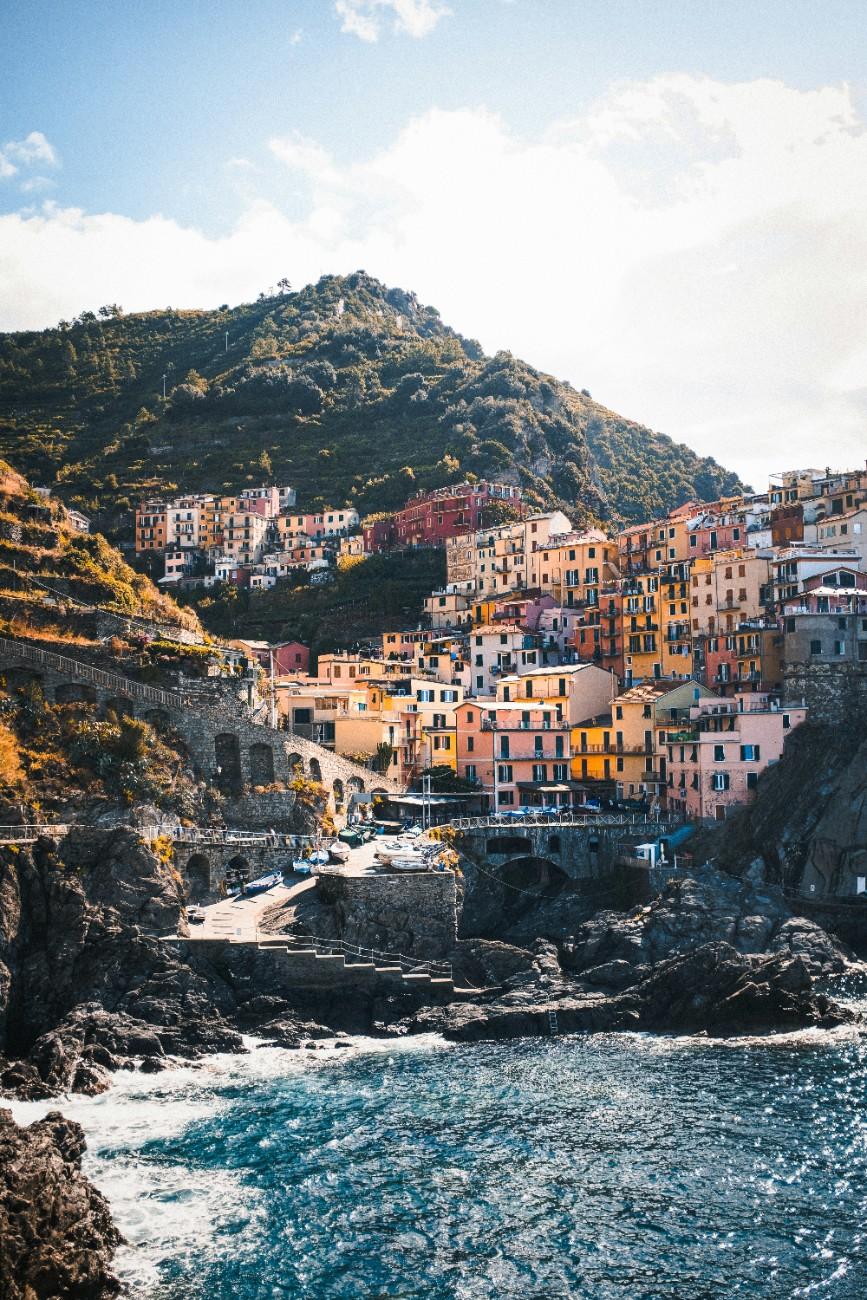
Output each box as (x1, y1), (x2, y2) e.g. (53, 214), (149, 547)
(249, 741), (275, 785)
(225, 854), (250, 890)
(143, 708), (170, 729)
(4, 667), (43, 695)
(309, 757), (322, 783)
(215, 733), (242, 787)
(55, 682), (97, 705)
(348, 775), (365, 794)
(185, 853), (211, 900)
(287, 752), (304, 775)
(104, 695), (135, 719)
(333, 777), (345, 810)
(499, 855), (568, 896)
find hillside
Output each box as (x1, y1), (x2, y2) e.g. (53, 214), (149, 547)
(0, 459), (199, 634)
(0, 273), (743, 529)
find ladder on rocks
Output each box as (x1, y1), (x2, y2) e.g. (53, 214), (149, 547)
(548, 1008), (559, 1036)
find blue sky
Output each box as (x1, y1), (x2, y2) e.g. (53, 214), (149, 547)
(1, 0), (864, 482)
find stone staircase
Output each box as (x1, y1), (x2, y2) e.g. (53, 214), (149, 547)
(256, 934), (454, 995)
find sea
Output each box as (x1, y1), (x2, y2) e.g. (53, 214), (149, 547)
(10, 1020), (867, 1300)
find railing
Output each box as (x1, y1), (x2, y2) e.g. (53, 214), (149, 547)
(0, 636), (189, 709)
(0, 823), (70, 842)
(442, 813), (684, 831)
(263, 931), (453, 980)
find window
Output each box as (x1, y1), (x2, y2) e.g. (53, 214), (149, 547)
(532, 764), (547, 782)
(740, 744), (761, 761)
(747, 772), (758, 790)
(417, 689), (435, 702)
(615, 705), (623, 720)
(440, 689), (458, 702)
(534, 736), (544, 756)
(467, 735), (474, 752)
(712, 772), (730, 791)
(499, 790), (515, 806)
(465, 764), (476, 782)
(810, 640), (822, 655)
(497, 764), (513, 782)
(553, 763), (567, 781)
(499, 736), (510, 759)
(834, 641), (846, 656)
(713, 744), (726, 762)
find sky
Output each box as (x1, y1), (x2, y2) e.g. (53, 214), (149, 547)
(1, 1), (866, 488)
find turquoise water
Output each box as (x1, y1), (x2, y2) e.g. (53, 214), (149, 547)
(12, 1030), (867, 1298)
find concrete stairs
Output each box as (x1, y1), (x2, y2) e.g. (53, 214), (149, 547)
(256, 934), (454, 994)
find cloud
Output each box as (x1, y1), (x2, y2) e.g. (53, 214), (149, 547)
(289, 27), (303, 45)
(0, 131), (59, 181)
(334, 0), (450, 41)
(2, 78), (867, 484)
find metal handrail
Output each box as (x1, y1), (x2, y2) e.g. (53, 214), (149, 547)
(439, 813), (684, 831)
(0, 823), (70, 841)
(0, 636), (189, 709)
(265, 931), (453, 979)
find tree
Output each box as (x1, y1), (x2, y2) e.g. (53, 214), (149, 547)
(256, 450), (273, 480)
(277, 277), (292, 294)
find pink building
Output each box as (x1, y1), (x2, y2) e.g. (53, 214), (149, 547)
(234, 639), (310, 675)
(394, 481), (524, 549)
(455, 699), (573, 810)
(665, 692), (806, 822)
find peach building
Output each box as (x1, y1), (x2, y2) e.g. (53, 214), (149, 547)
(664, 692), (806, 822)
(455, 700), (573, 811)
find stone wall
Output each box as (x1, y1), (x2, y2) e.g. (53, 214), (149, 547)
(222, 790), (299, 830)
(784, 660), (867, 726)
(317, 870), (459, 959)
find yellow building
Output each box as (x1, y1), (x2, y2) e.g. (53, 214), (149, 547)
(659, 560), (693, 679)
(620, 572), (661, 684)
(527, 530), (618, 608)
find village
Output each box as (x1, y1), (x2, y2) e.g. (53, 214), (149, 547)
(134, 466), (867, 825)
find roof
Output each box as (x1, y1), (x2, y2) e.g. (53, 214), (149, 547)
(503, 662), (604, 678)
(616, 679), (685, 704)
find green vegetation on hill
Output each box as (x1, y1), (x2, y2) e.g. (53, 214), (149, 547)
(180, 548), (445, 654)
(0, 460), (199, 632)
(0, 274), (744, 530)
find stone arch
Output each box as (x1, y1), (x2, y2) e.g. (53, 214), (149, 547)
(309, 757), (322, 783)
(287, 752), (304, 775)
(225, 854), (250, 889)
(333, 777), (345, 808)
(104, 695), (135, 719)
(249, 741), (275, 785)
(371, 786), (388, 797)
(185, 853), (211, 900)
(215, 733), (242, 786)
(143, 708), (170, 729)
(487, 835), (533, 856)
(500, 856), (568, 896)
(348, 775), (365, 793)
(3, 667), (44, 694)
(55, 681), (97, 705)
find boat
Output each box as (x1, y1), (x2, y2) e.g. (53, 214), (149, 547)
(308, 848), (330, 866)
(243, 870), (284, 896)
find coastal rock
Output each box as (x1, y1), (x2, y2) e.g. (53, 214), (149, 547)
(0, 1107), (120, 1299)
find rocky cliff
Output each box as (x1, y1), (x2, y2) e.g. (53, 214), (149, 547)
(0, 829), (242, 1098)
(0, 1107), (120, 1299)
(710, 720), (867, 948)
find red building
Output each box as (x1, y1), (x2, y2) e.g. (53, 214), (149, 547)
(362, 517), (397, 553)
(394, 482), (524, 548)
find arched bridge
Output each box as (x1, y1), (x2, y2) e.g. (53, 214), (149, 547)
(0, 636), (403, 807)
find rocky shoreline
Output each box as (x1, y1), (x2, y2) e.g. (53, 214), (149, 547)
(0, 1108), (121, 1300)
(1, 829), (864, 1299)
